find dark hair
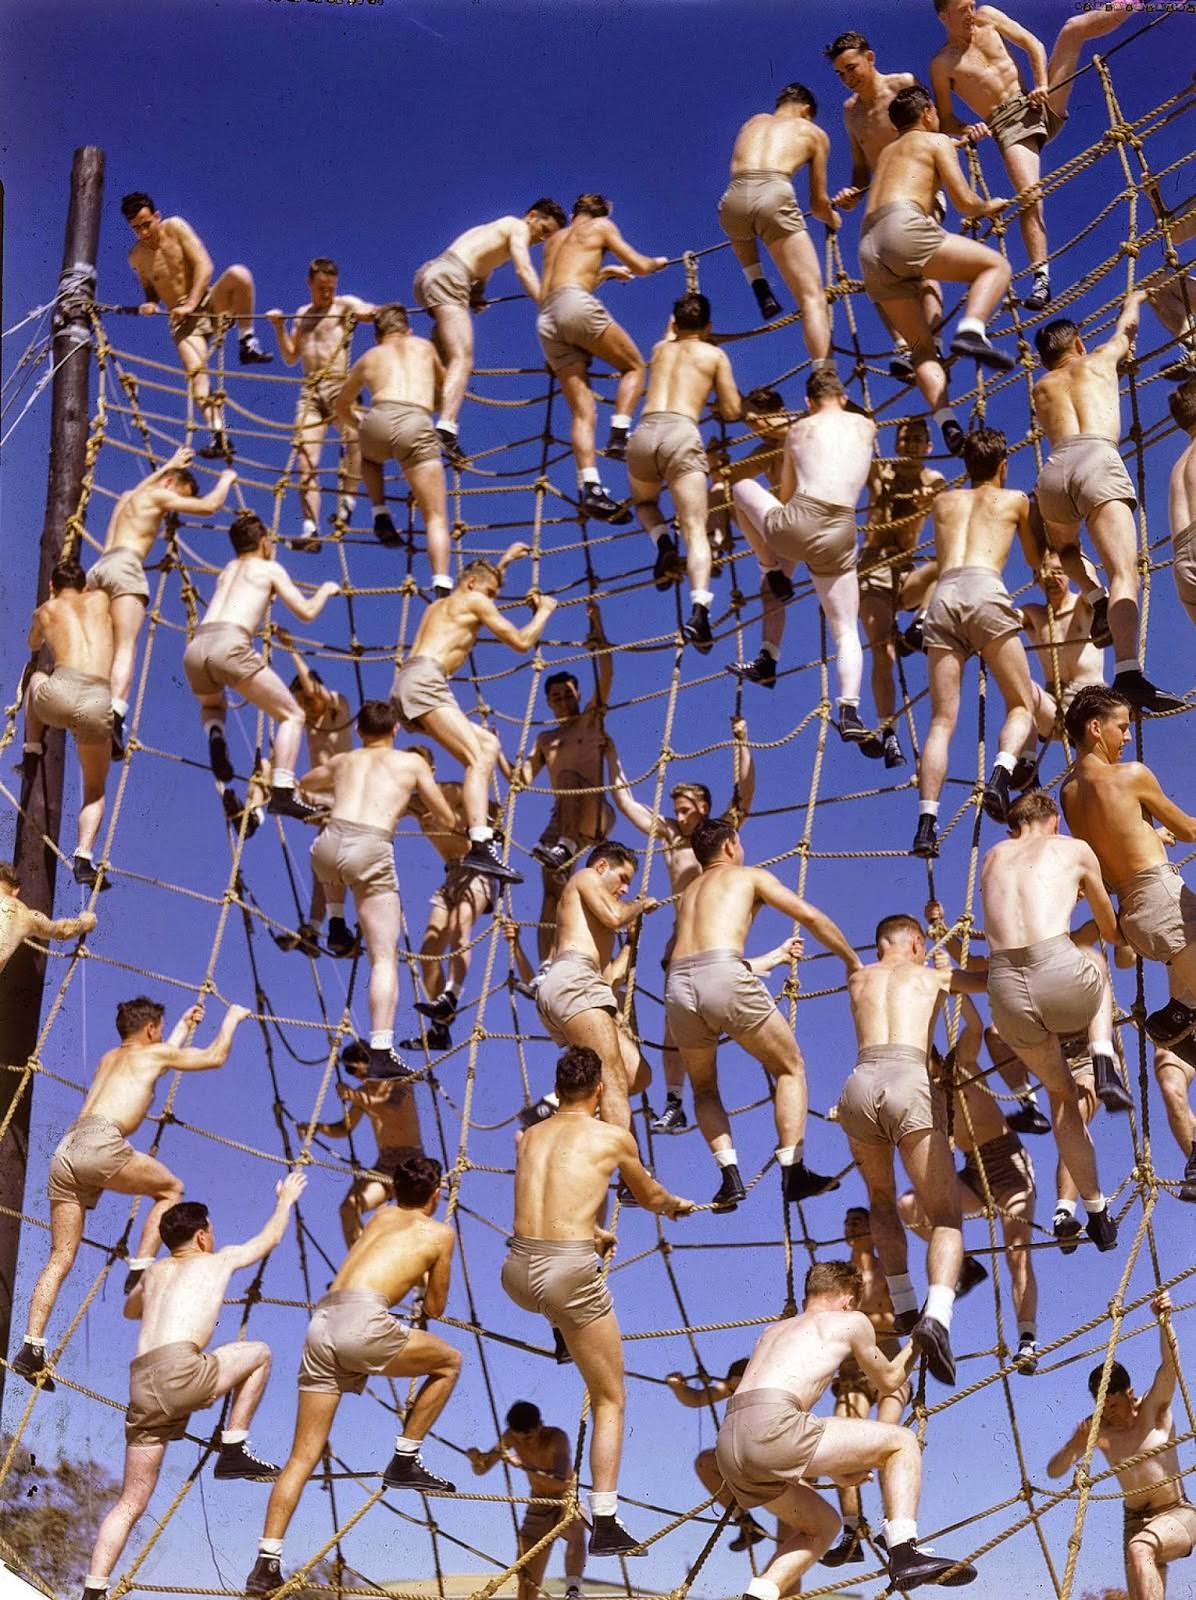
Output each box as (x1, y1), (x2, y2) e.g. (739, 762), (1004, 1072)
(341, 1038), (371, 1072)
(845, 1204), (871, 1225)
(0, 861), (19, 891)
(572, 193), (611, 219)
(726, 1356), (750, 1382)
(50, 558), (87, 593)
(229, 509), (269, 556)
(290, 667), (325, 694)
(890, 83), (934, 131)
(1169, 377), (1196, 433)
(746, 384), (784, 413)
(586, 840), (637, 873)
(389, 1149), (442, 1208)
(506, 1400), (542, 1432)
(375, 303), (410, 339)
(826, 30), (870, 60)
(167, 467), (199, 495)
(528, 198), (567, 229)
(556, 1044), (602, 1101)
(776, 82), (818, 115)
(692, 817), (737, 866)
(805, 1260), (863, 1303)
(875, 913), (922, 949)
(933, 0), (951, 13)
(120, 192), (155, 220)
(1007, 789), (1058, 832)
(806, 368), (845, 403)
(1036, 318), (1080, 370)
(160, 1200), (210, 1251)
(896, 417), (931, 449)
(1088, 1360), (1132, 1400)
(358, 699), (398, 740)
(544, 671), (579, 696)
(115, 996), (166, 1039)
(962, 425), (1007, 484)
(673, 292), (712, 332)
(308, 256), (339, 279)
(1064, 683), (1129, 747)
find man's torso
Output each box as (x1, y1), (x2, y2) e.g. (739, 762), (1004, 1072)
(1033, 355), (1121, 448)
(79, 1044), (163, 1133)
(934, 16), (1022, 120)
(981, 835), (1085, 949)
(672, 866), (757, 961)
(136, 1251), (227, 1356)
(729, 112), (816, 177)
(1062, 760), (1167, 883)
(129, 217), (199, 309)
(786, 411), (875, 507)
(361, 340), (438, 410)
(642, 337), (720, 421)
(541, 217), (609, 298)
(867, 131), (944, 216)
(553, 871), (616, 967)
(933, 484), (1024, 572)
(848, 959), (941, 1052)
(331, 1206), (447, 1304)
(38, 590), (115, 678)
(845, 73), (916, 171)
(513, 1115), (616, 1238)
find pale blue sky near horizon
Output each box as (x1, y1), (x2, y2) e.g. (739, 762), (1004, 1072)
(1, 3), (1195, 1598)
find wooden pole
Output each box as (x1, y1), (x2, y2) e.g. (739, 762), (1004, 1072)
(0, 147), (103, 1405)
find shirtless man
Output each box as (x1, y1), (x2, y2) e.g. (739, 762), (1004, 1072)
(980, 787), (1120, 1253)
(729, 369), (875, 745)
(1048, 1291), (1195, 1600)
(536, 193), (668, 521)
(839, 912), (986, 1384)
(393, 547), (554, 883)
(1147, 191), (1196, 380)
(335, 303), (451, 584)
(536, 842), (653, 1132)
(413, 201), (566, 461)
(1168, 379), (1196, 626)
(717, 1259), (977, 1595)
(266, 257), (376, 542)
(467, 1400), (585, 1600)
(1033, 291), (1180, 712)
(502, 1045), (694, 1556)
(182, 510), (339, 817)
(665, 1359), (769, 1553)
(0, 861), (95, 974)
(858, 83), (1011, 457)
(719, 82), (839, 364)
(1061, 684), (1196, 1063)
(10, 996), (249, 1388)
(706, 385), (787, 563)
(301, 699), (457, 1079)
(1020, 549), (1106, 746)
(121, 191), (271, 461)
(607, 717), (754, 1134)
(667, 817), (859, 1210)
(22, 557), (115, 891)
(911, 427), (1053, 858)
(627, 293), (742, 651)
(246, 1151), (461, 1593)
(858, 418), (945, 768)
(80, 1178), (306, 1600)
(88, 447), (236, 756)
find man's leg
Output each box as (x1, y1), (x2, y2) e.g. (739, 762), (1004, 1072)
(559, 1311), (624, 1496)
(1155, 1050), (1195, 1162)
(175, 334), (215, 425)
(516, 1530), (554, 1600)
(357, 890), (401, 1042)
(445, 882), (482, 994)
(588, 322), (647, 431)
(897, 1128), (964, 1293)
(922, 234), (1013, 326)
(562, 1516), (587, 1588)
(76, 741), (112, 858)
(106, 1153), (186, 1264)
(1001, 1208), (1038, 1333)
(671, 469), (713, 601)
(432, 303), (474, 431)
(382, 1328), (463, 1439)
(405, 455), (451, 585)
(1001, 142), (1047, 276)
(210, 264), (258, 339)
(730, 480), (791, 666)
(261, 1390), (342, 1542)
(628, 468), (673, 577)
(807, 1415), (922, 1525)
(916, 647), (963, 852)
(24, 1198), (86, 1341)
(679, 1043), (730, 1150)
(849, 1142), (907, 1280)
(561, 1009), (634, 1130)
(1125, 1509), (1194, 1600)
(294, 410), (328, 530)
(238, 666), (307, 778)
(1049, 5), (1142, 116)
(811, 569), (864, 716)
(338, 1177), (390, 1249)
(980, 631), (1038, 821)
(109, 595), (148, 708)
(86, 1443), (167, 1586)
(1079, 498), (1141, 672)
(769, 231), (832, 364)
(750, 1481), (841, 1593)
(537, 870), (560, 964)
(1055, 1072), (1098, 1210)
(1018, 1037), (1105, 1206)
(880, 301), (950, 419)
(420, 704), (502, 835)
(860, 590), (899, 725)
(415, 901), (451, 1002)
(211, 1338), (273, 1431)
(735, 1010), (809, 1152)
(336, 420), (362, 512)
(557, 366), (599, 475)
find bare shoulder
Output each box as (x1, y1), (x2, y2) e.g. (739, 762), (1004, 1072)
(164, 214), (198, 240)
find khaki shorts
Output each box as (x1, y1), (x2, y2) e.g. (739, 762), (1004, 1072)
(1116, 863), (1196, 965)
(182, 622), (265, 696)
(30, 667), (113, 746)
(359, 400), (441, 473)
(1061, 1033), (1096, 1095)
(430, 861), (495, 917)
(536, 286), (612, 374)
(859, 201), (946, 303)
(310, 818), (397, 900)
(501, 1235), (613, 1331)
(87, 546), (151, 604)
(520, 1498), (570, 1549)
(858, 546), (911, 602)
(988, 92), (1067, 155)
(764, 491), (858, 577)
(923, 566), (1021, 656)
(536, 951), (616, 1043)
(47, 1115), (137, 1210)
(718, 171), (807, 246)
(987, 935), (1103, 1052)
(838, 1044), (944, 1148)
(715, 1388), (826, 1510)
(625, 411), (708, 487)
(413, 250), (473, 310)
(1123, 1499), (1196, 1556)
(300, 373), (349, 425)
(172, 290), (216, 345)
(392, 654), (456, 730)
(664, 948), (776, 1050)
(960, 1131), (1035, 1208)
(1174, 520), (1196, 610)
(1035, 435), (1137, 525)
(125, 1340), (221, 1447)
(298, 1288), (411, 1394)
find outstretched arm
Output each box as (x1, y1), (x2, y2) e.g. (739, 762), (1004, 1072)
(1102, 289), (1147, 365)
(850, 1312), (917, 1396)
(1077, 842), (1120, 943)
(753, 872), (862, 972)
(264, 311), (302, 366)
(747, 933), (803, 977)
(218, 1172), (307, 1270)
(934, 138), (1006, 219)
(1141, 1291), (1180, 1418)
(162, 468), (237, 518)
(615, 1129), (694, 1216)
(19, 907), (97, 945)
(271, 566), (341, 623)
(986, 6), (1049, 94)
(730, 716), (755, 818)
(606, 739), (663, 838)
(161, 1003), (251, 1071)
(713, 350), (742, 423)
(472, 591), (558, 654)
(806, 129), (839, 230)
(507, 221), (542, 302)
(604, 221), (668, 278)
(585, 599), (613, 706)
(333, 358), (368, 430)
(1047, 1417), (1090, 1479)
(666, 1372), (733, 1408)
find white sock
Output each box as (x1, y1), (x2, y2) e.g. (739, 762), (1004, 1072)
(1020, 1088), (1040, 1105)
(743, 263), (764, 285)
(127, 1256), (154, 1271)
(958, 315), (985, 337)
(1084, 586), (1106, 606)
(885, 1517), (918, 1549)
(338, 495), (356, 516)
(924, 1282), (956, 1328)
(842, 1512), (860, 1531)
(715, 1148), (739, 1169)
(370, 1030), (394, 1051)
(258, 1539), (283, 1558)
(469, 826), (494, 843)
(994, 750), (1016, 774)
(203, 716), (223, 736)
(443, 982), (459, 1000)
(1055, 1197), (1077, 1218)
(1090, 1037), (1114, 1057)
(919, 800), (939, 818)
(436, 417), (457, 436)
(837, 696), (860, 710)
(745, 1581), (780, 1600)
(933, 406), (957, 428)
(327, 899), (346, 919)
(394, 1434), (420, 1455)
(23, 740), (43, 755)
(74, 847), (93, 863)
(302, 518), (317, 537)
(1083, 1193), (1107, 1215)
(690, 588), (713, 608)
(371, 502), (388, 518)
(112, 697), (129, 718)
(886, 1273), (918, 1316)
(612, 413), (631, 431)
(222, 1429), (247, 1446)
(1115, 656), (1141, 675)
(648, 523), (670, 545)
(273, 768), (296, 790)
(893, 336), (910, 354)
(590, 1490), (617, 1518)
(1033, 264), (1050, 284)
(84, 1578), (110, 1593)
(580, 466), (601, 488)
(775, 1144), (801, 1166)
(432, 574), (453, 593)
(760, 640), (779, 660)
(23, 1334), (44, 1349)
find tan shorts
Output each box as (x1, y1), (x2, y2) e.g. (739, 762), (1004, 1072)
(520, 1498), (570, 1549)
(182, 622), (265, 696)
(625, 411), (708, 488)
(1123, 1499), (1196, 1556)
(536, 286), (612, 374)
(715, 1388), (826, 1510)
(536, 951), (616, 1043)
(987, 935), (1103, 1052)
(858, 546), (911, 602)
(987, 92), (1067, 155)
(1061, 1033), (1096, 1094)
(718, 171), (807, 246)
(837, 1044), (944, 1149)
(47, 1114), (137, 1210)
(87, 546), (150, 604)
(298, 1288), (411, 1394)
(413, 250), (473, 310)
(125, 1340), (221, 1446)
(171, 290), (216, 345)
(859, 201), (946, 303)
(501, 1235), (613, 1331)
(359, 400), (441, 473)
(665, 948), (776, 1050)
(392, 654), (456, 730)
(430, 861), (495, 917)
(923, 567), (1021, 656)
(764, 492), (858, 577)
(300, 373), (349, 425)
(960, 1132), (1035, 1208)
(1174, 520), (1196, 610)
(1035, 435), (1137, 525)
(30, 667), (113, 746)
(310, 818), (397, 899)
(1116, 863), (1196, 965)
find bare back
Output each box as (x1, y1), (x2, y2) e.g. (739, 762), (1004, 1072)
(35, 590), (114, 678)
(552, 868), (619, 968)
(325, 746), (430, 833)
(1062, 757), (1169, 882)
(932, 484), (1026, 573)
(201, 556), (277, 634)
(513, 1113), (627, 1239)
(672, 864), (761, 960)
(1170, 436), (1196, 537)
(540, 216), (613, 298)
(354, 337), (440, 411)
(407, 588), (491, 676)
(135, 1249), (237, 1356)
(740, 1308), (866, 1409)
(1032, 348), (1123, 447)
(786, 408), (875, 507)
(105, 480), (175, 559)
(331, 1205), (453, 1305)
(445, 216), (526, 279)
(847, 957), (946, 1052)
(642, 336), (725, 422)
(729, 111), (823, 177)
(866, 130), (950, 215)
(981, 833), (1094, 948)
(79, 1040), (176, 1133)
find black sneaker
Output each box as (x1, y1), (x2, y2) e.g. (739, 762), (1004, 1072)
(606, 424), (629, 461)
(1014, 1333), (1039, 1376)
(883, 727), (906, 769)
(580, 483), (631, 525)
(729, 1513), (769, 1552)
(1054, 1209), (1083, 1255)
(213, 1440), (280, 1481)
(208, 725), (234, 783)
(1180, 1146), (1196, 1203)
(73, 854), (111, 892)
(1010, 752), (1040, 791)
(651, 1098), (687, 1134)
(124, 1267), (144, 1297)
(782, 1160), (840, 1203)
(682, 603), (714, 654)
(982, 765), (1012, 824)
(751, 278), (783, 321)
(239, 335), (273, 365)
(245, 1555), (282, 1595)
(267, 786), (321, 822)
(887, 1539), (977, 1590)
(1112, 669), (1184, 715)
(1089, 594), (1112, 648)
(414, 991), (458, 1024)
(199, 431), (235, 462)
(1093, 1050), (1133, 1114)
(898, 616), (926, 655)
(1162, 354), (1196, 382)
(519, 1093), (559, 1130)
(111, 710), (126, 763)
(950, 328), (1014, 371)
(913, 1314), (956, 1385)
(81, 1586), (108, 1600)
(373, 511), (401, 548)
(382, 1450), (455, 1493)
(941, 419), (965, 457)
(462, 837), (523, 885)
(911, 815), (939, 859)
(399, 1022), (452, 1053)
(711, 1165), (746, 1212)
(10, 1339), (55, 1391)
(894, 1308), (920, 1336)
(765, 568), (794, 602)
(957, 1255), (989, 1299)
(822, 1524), (866, 1566)
(1086, 1206), (1118, 1252)
(652, 533), (684, 590)
(532, 838), (574, 872)
(1007, 1097), (1051, 1136)
(435, 425), (466, 467)
(838, 704), (870, 744)
(552, 1326), (572, 1364)
(889, 348), (916, 382)
(1022, 278), (1051, 313)
(290, 531), (321, 554)
(326, 917), (361, 960)
(368, 1046), (412, 1081)
(1144, 998), (1196, 1048)
(726, 652), (776, 690)
(589, 1514), (645, 1556)
(272, 921), (322, 959)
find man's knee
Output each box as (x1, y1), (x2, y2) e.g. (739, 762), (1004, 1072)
(248, 1340), (272, 1370)
(438, 1344), (463, 1379)
(158, 1175), (185, 1204)
(1127, 1534), (1159, 1574)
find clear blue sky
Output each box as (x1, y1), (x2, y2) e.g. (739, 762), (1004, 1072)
(1, 3), (1194, 1597)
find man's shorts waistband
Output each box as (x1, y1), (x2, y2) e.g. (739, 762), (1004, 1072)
(730, 169), (792, 181)
(1049, 433), (1119, 452)
(989, 933), (1076, 968)
(326, 817), (393, 840)
(854, 1043), (927, 1068)
(863, 200), (929, 231)
(130, 1340), (202, 1374)
(315, 1287), (392, 1312)
(194, 622), (252, 642)
(507, 1235), (598, 1257)
(726, 1386), (804, 1414)
(1114, 862), (1178, 898)
(669, 947), (743, 973)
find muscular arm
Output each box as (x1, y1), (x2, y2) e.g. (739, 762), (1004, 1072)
(930, 53), (966, 136)
(585, 602), (613, 706)
(1077, 841), (1120, 943)
(806, 129), (837, 227)
(20, 908), (95, 944)
(472, 593), (557, 653)
(933, 138), (998, 219)
(713, 351), (742, 423)
(423, 1230), (455, 1320)
(849, 1313), (916, 1396)
(271, 565), (340, 623)
(603, 221), (666, 278)
(297, 758), (335, 795)
(1141, 1298), (1181, 1417)
(159, 470), (236, 518)
(507, 221), (542, 302)
(614, 1129), (690, 1215)
(1101, 290), (1146, 366)
(333, 357), (368, 430)
(731, 718), (755, 819)
(1132, 764), (1196, 843)
(217, 1175), (305, 1271)
(752, 872), (862, 971)
(605, 743), (664, 838)
(1046, 1418), (1090, 1479)
(159, 1004), (249, 1071)
(986, 6), (1049, 92)
(577, 873), (646, 933)
(417, 765), (460, 840)
(666, 1373), (732, 1409)
(266, 313), (302, 366)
